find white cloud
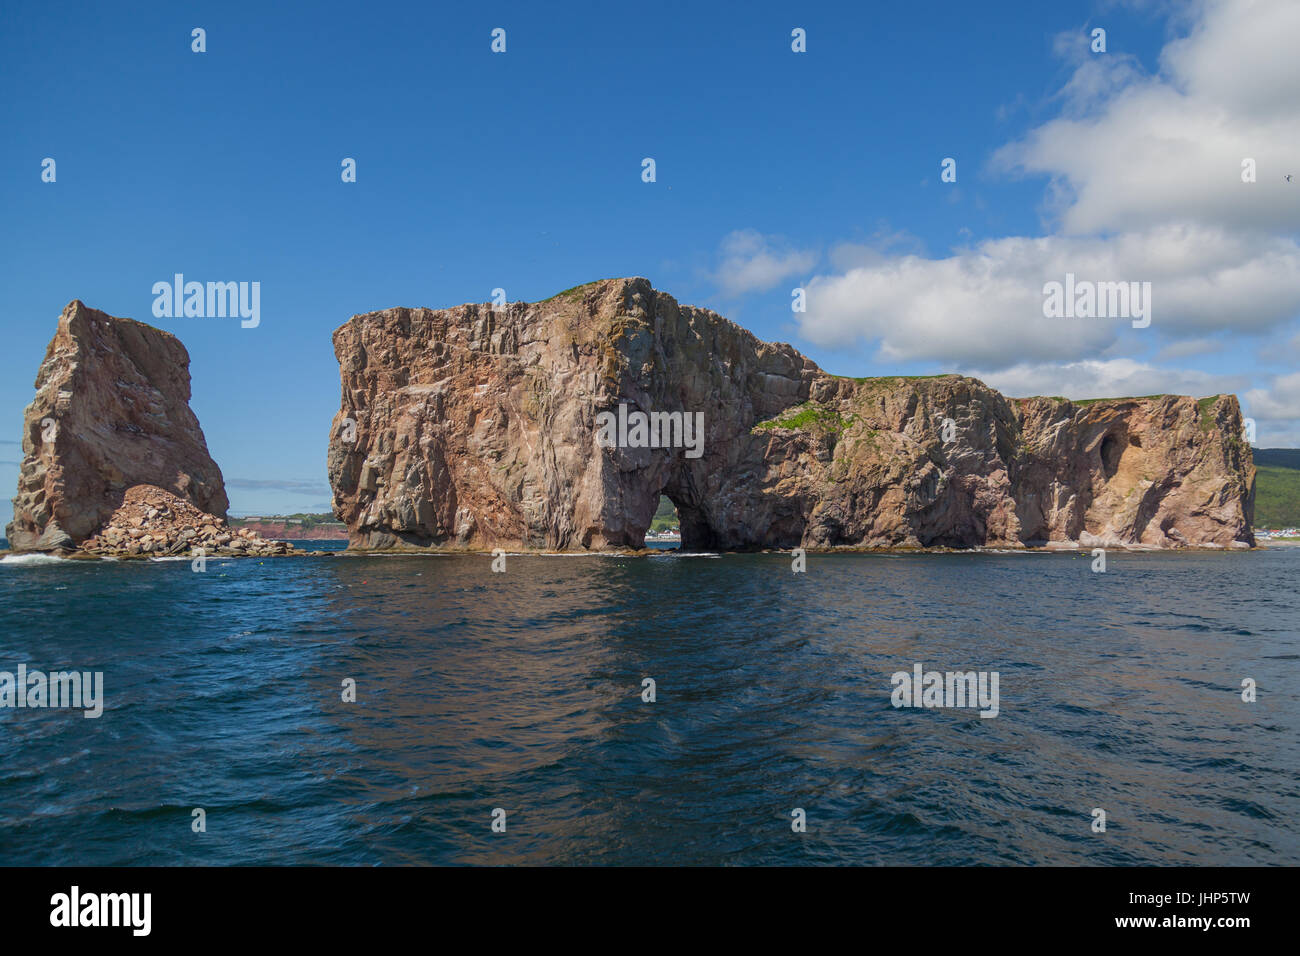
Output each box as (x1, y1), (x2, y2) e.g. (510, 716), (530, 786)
(789, 0), (1300, 432)
(712, 230), (817, 297)
(1243, 370), (1300, 420)
(975, 357), (1244, 401)
(1243, 369), (1300, 446)
(800, 225), (1300, 367)
(998, 1), (1300, 235)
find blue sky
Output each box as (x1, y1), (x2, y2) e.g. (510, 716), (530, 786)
(2, 0), (1297, 520)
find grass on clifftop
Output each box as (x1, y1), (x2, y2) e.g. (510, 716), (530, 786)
(834, 378), (1182, 407)
(1197, 395), (1222, 431)
(1068, 394), (1171, 406)
(542, 280), (617, 303)
(836, 374), (955, 384)
(754, 402), (854, 433)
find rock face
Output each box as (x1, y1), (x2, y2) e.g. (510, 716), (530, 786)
(326, 278), (1256, 551)
(7, 301), (230, 552)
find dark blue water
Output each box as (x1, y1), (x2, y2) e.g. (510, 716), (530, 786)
(1, 542), (1296, 865)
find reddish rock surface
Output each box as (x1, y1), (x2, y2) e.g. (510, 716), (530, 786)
(327, 278), (1255, 551)
(6, 301), (269, 555)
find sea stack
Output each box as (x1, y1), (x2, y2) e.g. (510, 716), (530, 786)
(327, 278), (1256, 552)
(6, 301), (288, 556)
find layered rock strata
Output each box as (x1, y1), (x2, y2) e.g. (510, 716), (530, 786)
(7, 301), (288, 556)
(327, 278), (1255, 551)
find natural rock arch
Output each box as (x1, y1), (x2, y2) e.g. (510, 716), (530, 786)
(325, 279), (1255, 552)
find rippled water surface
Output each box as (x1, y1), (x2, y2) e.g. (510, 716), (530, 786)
(1, 542), (1296, 865)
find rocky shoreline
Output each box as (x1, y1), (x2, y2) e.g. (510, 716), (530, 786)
(76, 485), (293, 558)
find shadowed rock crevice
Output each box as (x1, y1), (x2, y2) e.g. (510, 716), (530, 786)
(326, 278), (1256, 552)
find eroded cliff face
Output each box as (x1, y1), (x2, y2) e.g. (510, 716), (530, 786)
(6, 301), (230, 551)
(327, 278), (1255, 551)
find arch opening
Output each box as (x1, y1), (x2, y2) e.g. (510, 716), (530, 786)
(644, 494), (680, 547)
(661, 484), (720, 552)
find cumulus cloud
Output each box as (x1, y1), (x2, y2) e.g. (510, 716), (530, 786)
(712, 230), (817, 297)
(997, 10), (1300, 236)
(974, 357), (1246, 401)
(1243, 371), (1300, 446)
(801, 225), (1300, 366)
(1243, 370), (1300, 420)
(790, 0), (1299, 438)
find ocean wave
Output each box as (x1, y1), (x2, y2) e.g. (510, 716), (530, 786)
(0, 553), (68, 566)
(535, 552), (633, 558)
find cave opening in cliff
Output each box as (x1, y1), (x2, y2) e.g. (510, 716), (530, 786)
(656, 482), (720, 552)
(1101, 433), (1124, 479)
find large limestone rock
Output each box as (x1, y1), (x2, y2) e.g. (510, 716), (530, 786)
(326, 278), (1255, 551)
(7, 301), (230, 551)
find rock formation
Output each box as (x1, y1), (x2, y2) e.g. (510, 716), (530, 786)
(327, 278), (1256, 551)
(79, 484), (292, 557)
(6, 301), (287, 556)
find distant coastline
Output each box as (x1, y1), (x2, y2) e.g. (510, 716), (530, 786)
(228, 516), (348, 541)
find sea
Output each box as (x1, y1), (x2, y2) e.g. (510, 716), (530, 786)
(1, 539), (1296, 866)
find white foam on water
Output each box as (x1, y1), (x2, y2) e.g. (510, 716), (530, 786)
(533, 552), (632, 558)
(0, 553), (68, 566)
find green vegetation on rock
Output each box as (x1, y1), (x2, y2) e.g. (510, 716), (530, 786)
(1195, 395), (1227, 432)
(754, 402), (854, 433)
(1070, 394), (1171, 406)
(835, 374), (955, 384)
(543, 280), (612, 303)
